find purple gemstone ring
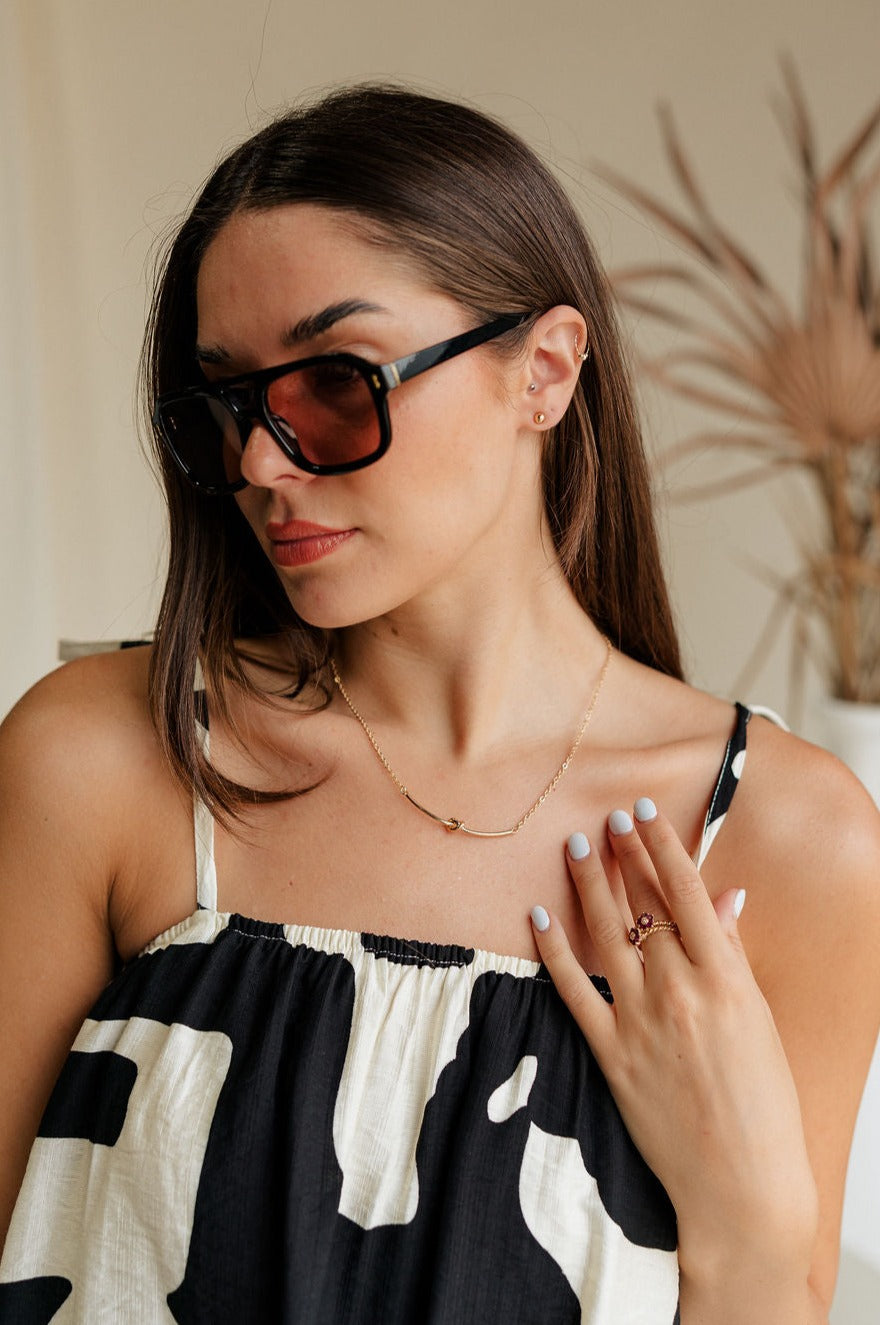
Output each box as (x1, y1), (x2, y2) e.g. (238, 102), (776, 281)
(628, 913), (681, 947)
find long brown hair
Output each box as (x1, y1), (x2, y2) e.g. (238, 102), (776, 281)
(140, 84), (683, 819)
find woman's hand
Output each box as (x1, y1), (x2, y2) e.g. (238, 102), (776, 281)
(530, 798), (819, 1289)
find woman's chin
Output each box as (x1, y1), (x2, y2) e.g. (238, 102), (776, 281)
(281, 589), (383, 633)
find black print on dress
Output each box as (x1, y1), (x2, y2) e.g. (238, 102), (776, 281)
(59, 923), (678, 1323)
(0, 1277), (72, 1324)
(38, 1050), (137, 1145)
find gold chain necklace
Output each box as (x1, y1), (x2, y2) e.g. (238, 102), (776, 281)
(330, 635), (612, 838)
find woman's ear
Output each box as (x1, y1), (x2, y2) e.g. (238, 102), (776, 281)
(517, 305), (589, 432)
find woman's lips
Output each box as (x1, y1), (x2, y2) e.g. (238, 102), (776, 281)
(265, 519), (356, 567)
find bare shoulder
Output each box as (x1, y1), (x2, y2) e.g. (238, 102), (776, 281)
(2, 646), (159, 797)
(729, 712), (880, 914)
(702, 709), (880, 963)
(5, 642), (154, 724)
(0, 645), (181, 1056)
(0, 647), (170, 895)
(612, 650), (880, 919)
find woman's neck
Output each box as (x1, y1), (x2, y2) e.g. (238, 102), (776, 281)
(333, 554), (610, 763)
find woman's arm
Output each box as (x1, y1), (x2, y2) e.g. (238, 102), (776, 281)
(714, 724), (880, 1313)
(531, 723), (880, 1324)
(0, 663), (129, 1251)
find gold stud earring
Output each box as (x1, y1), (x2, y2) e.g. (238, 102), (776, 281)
(575, 336), (590, 363)
(533, 411), (546, 425)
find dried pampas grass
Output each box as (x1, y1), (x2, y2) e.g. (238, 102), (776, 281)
(601, 57), (880, 704)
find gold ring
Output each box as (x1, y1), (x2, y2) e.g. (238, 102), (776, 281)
(628, 911), (681, 948)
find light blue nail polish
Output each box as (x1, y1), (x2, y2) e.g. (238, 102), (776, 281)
(634, 797), (657, 823)
(567, 832), (591, 860)
(734, 889), (747, 919)
(608, 809), (633, 836)
(531, 905), (551, 932)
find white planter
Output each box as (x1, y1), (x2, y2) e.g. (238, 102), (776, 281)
(815, 696), (880, 1288)
(815, 697), (880, 808)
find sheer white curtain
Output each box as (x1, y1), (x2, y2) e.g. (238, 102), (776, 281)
(0, 2), (56, 718)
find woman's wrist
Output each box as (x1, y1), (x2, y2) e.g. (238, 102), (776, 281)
(676, 1161), (819, 1273)
(678, 1264), (827, 1325)
(677, 1218), (824, 1325)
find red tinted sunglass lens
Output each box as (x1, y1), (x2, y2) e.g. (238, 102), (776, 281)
(266, 361), (380, 468)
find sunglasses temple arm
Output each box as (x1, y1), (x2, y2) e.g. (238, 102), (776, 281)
(385, 314), (529, 390)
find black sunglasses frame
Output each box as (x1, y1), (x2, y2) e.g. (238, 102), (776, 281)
(153, 312), (530, 494)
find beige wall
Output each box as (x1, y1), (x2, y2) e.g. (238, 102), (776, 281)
(3, 0), (879, 1312)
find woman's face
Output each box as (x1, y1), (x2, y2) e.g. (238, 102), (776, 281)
(195, 204), (540, 630)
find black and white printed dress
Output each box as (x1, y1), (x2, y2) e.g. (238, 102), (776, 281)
(0, 700), (781, 1324)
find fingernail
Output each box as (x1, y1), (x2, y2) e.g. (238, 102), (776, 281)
(608, 809), (633, 836)
(634, 797), (657, 823)
(733, 889), (747, 919)
(567, 832), (591, 860)
(531, 905), (550, 932)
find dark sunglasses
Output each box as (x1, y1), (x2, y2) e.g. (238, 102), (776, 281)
(153, 312), (530, 494)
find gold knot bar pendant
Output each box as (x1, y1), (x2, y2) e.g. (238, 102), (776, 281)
(403, 789), (515, 837)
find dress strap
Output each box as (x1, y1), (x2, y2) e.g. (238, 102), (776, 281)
(696, 701), (789, 870)
(696, 703), (749, 870)
(194, 682), (218, 913)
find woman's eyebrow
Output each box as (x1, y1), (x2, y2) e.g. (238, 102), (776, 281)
(281, 299), (389, 348)
(195, 344), (232, 365)
(195, 299), (389, 365)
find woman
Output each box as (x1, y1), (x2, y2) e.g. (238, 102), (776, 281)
(1, 84), (878, 1324)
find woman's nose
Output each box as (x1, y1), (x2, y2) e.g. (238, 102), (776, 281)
(237, 422), (316, 488)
